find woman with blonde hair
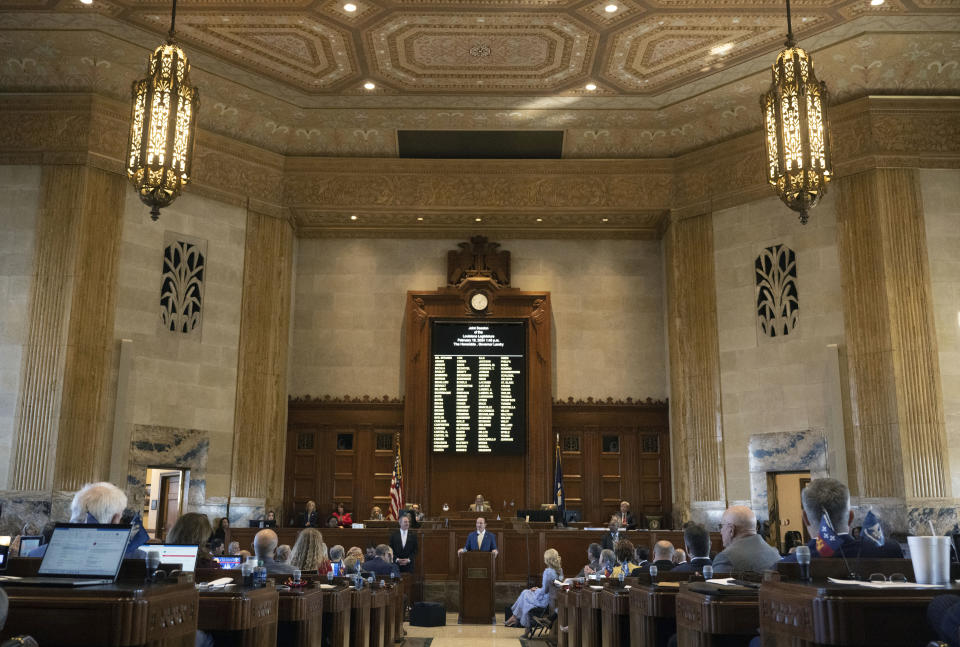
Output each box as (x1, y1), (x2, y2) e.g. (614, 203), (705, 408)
(505, 548), (562, 630)
(289, 528), (331, 574)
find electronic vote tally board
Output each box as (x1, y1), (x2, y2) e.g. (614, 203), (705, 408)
(430, 320), (526, 455)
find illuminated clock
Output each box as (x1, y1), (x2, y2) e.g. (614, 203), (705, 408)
(469, 292), (489, 312)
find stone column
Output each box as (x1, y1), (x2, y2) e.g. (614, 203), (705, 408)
(664, 212), (727, 524)
(229, 207), (294, 516)
(10, 164), (125, 492)
(836, 169), (950, 508)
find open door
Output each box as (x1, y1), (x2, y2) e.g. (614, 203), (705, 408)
(156, 472), (182, 541)
(767, 471), (810, 553)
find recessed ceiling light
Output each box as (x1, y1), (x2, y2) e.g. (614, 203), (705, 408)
(585, 82), (597, 91)
(604, 4), (618, 12)
(350, 215), (358, 221)
(602, 218), (609, 222)
(475, 217), (482, 222)
(710, 43), (734, 56)
(536, 218), (543, 222)
(417, 217), (424, 221)
(870, 0), (884, 5)
(363, 82), (376, 90)
(79, 0), (93, 4)
(343, 3), (357, 11)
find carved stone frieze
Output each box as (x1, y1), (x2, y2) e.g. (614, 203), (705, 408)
(289, 394), (405, 404)
(553, 396), (667, 406)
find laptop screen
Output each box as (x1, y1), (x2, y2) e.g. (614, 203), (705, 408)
(18, 536), (41, 556)
(154, 545), (199, 572)
(214, 556), (242, 569)
(39, 524), (130, 578)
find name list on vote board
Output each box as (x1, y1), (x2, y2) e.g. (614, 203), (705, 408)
(432, 325), (522, 453)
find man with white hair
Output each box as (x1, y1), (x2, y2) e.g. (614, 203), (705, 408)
(712, 505), (781, 573)
(29, 481), (144, 558)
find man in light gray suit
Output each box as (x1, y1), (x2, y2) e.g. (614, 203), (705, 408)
(711, 505), (781, 573)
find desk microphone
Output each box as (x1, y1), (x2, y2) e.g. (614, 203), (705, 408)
(795, 546), (811, 582)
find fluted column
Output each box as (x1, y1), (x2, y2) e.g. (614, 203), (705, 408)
(665, 212), (726, 521)
(837, 168), (950, 500)
(229, 207), (294, 511)
(10, 165), (125, 492)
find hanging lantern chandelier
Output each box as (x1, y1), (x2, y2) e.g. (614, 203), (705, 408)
(125, 0), (199, 221)
(760, 0), (832, 224)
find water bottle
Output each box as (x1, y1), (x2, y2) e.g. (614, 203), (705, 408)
(293, 569), (302, 585)
(618, 570), (625, 585)
(649, 564), (658, 582)
(702, 564), (713, 580)
(256, 560), (267, 588)
(327, 570), (334, 582)
(241, 556), (255, 587)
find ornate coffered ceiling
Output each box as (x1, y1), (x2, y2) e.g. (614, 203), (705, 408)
(1, 0), (959, 158)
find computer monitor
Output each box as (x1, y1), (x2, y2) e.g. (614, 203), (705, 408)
(214, 555), (242, 569)
(18, 535), (42, 556)
(248, 519), (278, 528)
(138, 544), (200, 572)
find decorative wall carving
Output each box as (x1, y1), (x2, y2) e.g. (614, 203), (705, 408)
(161, 233), (207, 336)
(755, 244), (798, 339)
(447, 236), (510, 287)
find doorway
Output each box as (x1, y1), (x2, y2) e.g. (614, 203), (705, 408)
(144, 467), (189, 540)
(767, 471), (811, 553)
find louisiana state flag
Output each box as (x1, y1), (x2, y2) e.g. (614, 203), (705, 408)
(815, 512), (842, 557)
(553, 436), (566, 525)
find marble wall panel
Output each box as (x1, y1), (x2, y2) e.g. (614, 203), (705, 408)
(125, 424), (209, 511)
(0, 166), (41, 490)
(111, 190), (247, 500)
(290, 238), (667, 401)
(747, 430), (829, 520)
(712, 193), (847, 504)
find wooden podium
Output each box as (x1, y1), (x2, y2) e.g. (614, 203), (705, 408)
(459, 551), (496, 624)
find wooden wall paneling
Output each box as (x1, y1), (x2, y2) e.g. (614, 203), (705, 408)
(402, 285), (552, 516)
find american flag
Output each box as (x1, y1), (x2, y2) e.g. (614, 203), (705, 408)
(389, 444), (405, 520)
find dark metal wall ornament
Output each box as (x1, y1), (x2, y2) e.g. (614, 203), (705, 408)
(755, 244), (799, 338)
(160, 232), (207, 335)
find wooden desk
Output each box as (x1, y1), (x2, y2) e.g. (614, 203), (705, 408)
(579, 587), (603, 647)
(630, 581), (680, 647)
(350, 586), (373, 647)
(600, 587), (630, 647)
(198, 586), (279, 647)
(558, 586), (582, 647)
(675, 583), (760, 647)
(759, 580), (952, 646)
(369, 586), (388, 647)
(320, 585), (352, 647)
(277, 586), (324, 647)
(0, 579), (198, 647)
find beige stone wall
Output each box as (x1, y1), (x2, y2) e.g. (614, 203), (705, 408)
(921, 169), (960, 497)
(111, 190), (247, 500)
(0, 166), (41, 489)
(712, 194), (846, 502)
(290, 238), (667, 401)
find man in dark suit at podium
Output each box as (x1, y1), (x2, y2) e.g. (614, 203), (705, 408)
(389, 513), (418, 573)
(459, 517), (498, 556)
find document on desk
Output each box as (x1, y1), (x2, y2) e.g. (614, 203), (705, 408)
(705, 578), (738, 586)
(827, 577), (946, 588)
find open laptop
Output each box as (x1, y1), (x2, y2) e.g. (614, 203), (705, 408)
(138, 544), (199, 572)
(0, 523), (129, 587)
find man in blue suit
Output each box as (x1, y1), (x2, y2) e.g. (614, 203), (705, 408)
(459, 517), (499, 556)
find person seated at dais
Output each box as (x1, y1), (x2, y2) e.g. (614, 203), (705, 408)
(781, 477), (903, 561)
(616, 501), (638, 530)
(302, 500), (320, 528)
(331, 502), (353, 528)
(409, 504), (425, 523)
(470, 494), (491, 513)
